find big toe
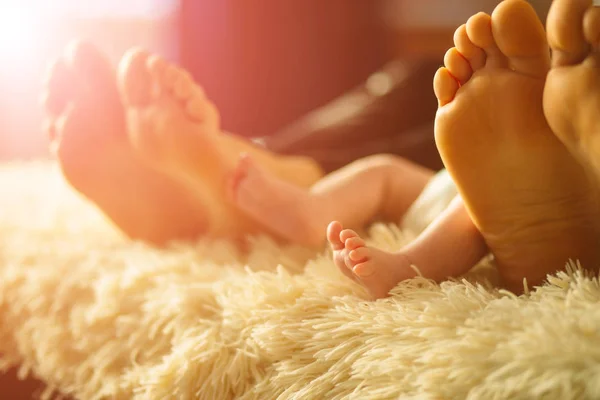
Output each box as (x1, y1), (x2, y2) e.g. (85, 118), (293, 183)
(584, 6), (600, 49)
(547, 0), (592, 67)
(327, 222), (344, 250)
(60, 40), (119, 109)
(67, 40), (114, 86)
(491, 0), (549, 77)
(117, 47), (154, 107)
(43, 41), (120, 144)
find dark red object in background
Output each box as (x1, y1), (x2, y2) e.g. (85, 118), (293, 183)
(180, 0), (393, 138)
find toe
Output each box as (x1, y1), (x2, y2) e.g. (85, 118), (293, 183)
(443, 47), (472, 84)
(66, 40), (113, 87)
(491, 0), (550, 78)
(150, 58), (218, 128)
(163, 64), (179, 91)
(118, 47), (154, 107)
(339, 229), (359, 243)
(173, 70), (194, 100)
(467, 12), (508, 68)
(349, 247), (370, 262)
(147, 54), (168, 80)
(344, 236), (365, 251)
(352, 261), (375, 278)
(454, 24), (486, 70)
(185, 96), (207, 121)
(584, 6), (600, 48)
(547, 0), (592, 66)
(433, 67), (459, 107)
(327, 221), (344, 250)
(185, 91), (216, 126)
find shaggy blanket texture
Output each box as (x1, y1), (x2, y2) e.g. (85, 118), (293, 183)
(1, 162), (600, 400)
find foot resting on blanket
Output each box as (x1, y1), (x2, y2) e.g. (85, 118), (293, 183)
(231, 133), (488, 298)
(434, 0), (600, 292)
(42, 41), (210, 244)
(327, 222), (417, 299)
(117, 49), (324, 240)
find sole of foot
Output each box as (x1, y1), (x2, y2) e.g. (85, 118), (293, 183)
(117, 48), (324, 239)
(327, 222), (415, 299)
(433, 0), (600, 292)
(42, 41), (209, 244)
(545, 0), (600, 176)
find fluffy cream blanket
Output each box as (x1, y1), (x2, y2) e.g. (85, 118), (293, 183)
(0, 162), (599, 400)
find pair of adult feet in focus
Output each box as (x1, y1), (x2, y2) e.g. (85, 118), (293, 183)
(321, 0), (600, 297)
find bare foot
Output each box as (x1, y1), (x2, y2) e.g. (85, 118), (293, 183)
(327, 222), (415, 299)
(42, 41), (209, 244)
(117, 49), (324, 239)
(545, 0), (600, 175)
(434, 0), (600, 292)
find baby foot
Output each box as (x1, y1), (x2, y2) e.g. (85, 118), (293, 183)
(327, 222), (415, 299)
(545, 0), (600, 175)
(434, 0), (600, 291)
(117, 49), (324, 239)
(42, 41), (209, 244)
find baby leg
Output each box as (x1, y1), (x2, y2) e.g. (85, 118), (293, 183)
(329, 196), (487, 299)
(232, 154), (434, 247)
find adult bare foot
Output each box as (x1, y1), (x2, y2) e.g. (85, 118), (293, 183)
(42, 41), (209, 244)
(545, 0), (600, 175)
(117, 49), (324, 239)
(434, 0), (600, 292)
(327, 222), (416, 299)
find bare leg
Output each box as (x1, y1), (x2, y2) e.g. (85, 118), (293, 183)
(232, 153), (434, 247)
(328, 196), (487, 299)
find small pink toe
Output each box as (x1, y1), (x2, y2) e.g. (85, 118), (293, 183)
(339, 229), (359, 242)
(349, 247), (369, 262)
(344, 236), (365, 250)
(353, 262), (375, 277)
(327, 221), (345, 250)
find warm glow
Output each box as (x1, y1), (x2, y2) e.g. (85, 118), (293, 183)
(0, 1), (177, 60)
(0, 5), (40, 59)
(0, 0), (180, 159)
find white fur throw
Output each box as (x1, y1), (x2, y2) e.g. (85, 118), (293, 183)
(0, 162), (598, 400)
